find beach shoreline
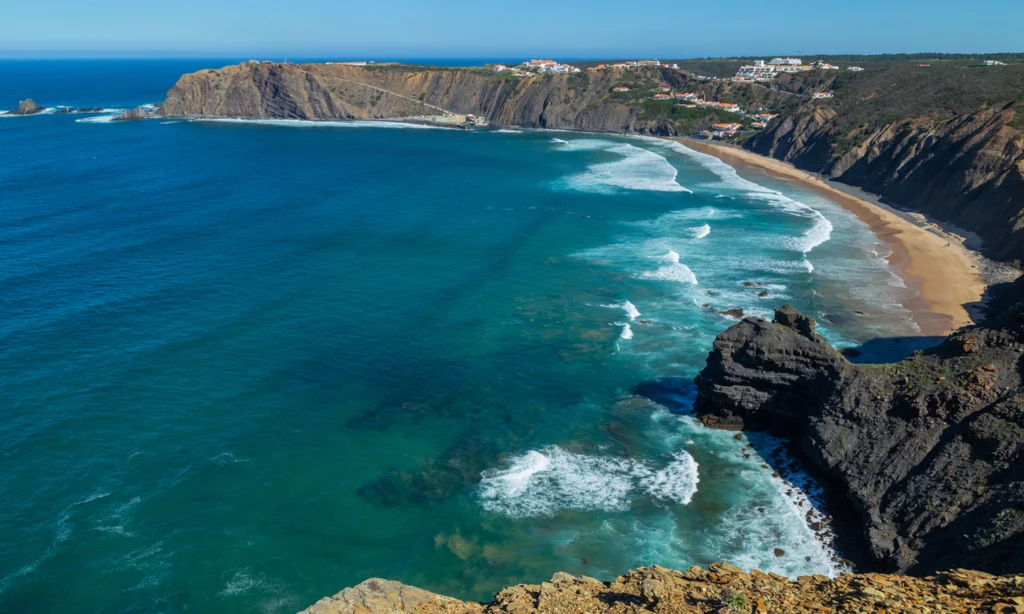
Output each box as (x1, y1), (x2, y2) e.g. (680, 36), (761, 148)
(672, 137), (990, 337)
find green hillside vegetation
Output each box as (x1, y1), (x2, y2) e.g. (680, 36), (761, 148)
(787, 61), (1024, 132)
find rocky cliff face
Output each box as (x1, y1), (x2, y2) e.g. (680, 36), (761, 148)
(300, 564), (1023, 613)
(746, 104), (1024, 263)
(693, 287), (1024, 576)
(162, 62), (694, 134)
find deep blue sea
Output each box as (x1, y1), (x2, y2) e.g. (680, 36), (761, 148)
(1, 61), (920, 612)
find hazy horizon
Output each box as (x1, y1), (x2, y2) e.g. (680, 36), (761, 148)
(3, 0), (1022, 60)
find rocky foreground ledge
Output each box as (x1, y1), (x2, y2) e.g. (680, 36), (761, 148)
(302, 564), (1024, 613)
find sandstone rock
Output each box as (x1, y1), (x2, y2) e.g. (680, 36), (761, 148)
(302, 565), (1024, 613)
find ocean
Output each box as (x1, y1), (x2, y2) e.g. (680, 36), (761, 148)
(0, 61), (919, 612)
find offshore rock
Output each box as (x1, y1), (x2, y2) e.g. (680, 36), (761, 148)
(694, 291), (1024, 575)
(5, 98), (46, 115)
(300, 565), (1024, 613)
(112, 107), (150, 121)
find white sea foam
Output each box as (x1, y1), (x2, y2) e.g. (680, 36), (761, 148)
(785, 215), (834, 254)
(640, 251), (698, 284)
(638, 452), (701, 504)
(602, 300), (641, 320)
(562, 141), (694, 193)
(198, 118), (443, 130)
(615, 322), (634, 339)
(495, 128), (523, 134)
(551, 137), (569, 144)
(653, 139), (833, 255)
(479, 446), (699, 517)
(690, 224), (711, 239)
(75, 115), (117, 124)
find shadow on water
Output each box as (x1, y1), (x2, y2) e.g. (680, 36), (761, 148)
(631, 378), (697, 414)
(839, 335), (945, 364)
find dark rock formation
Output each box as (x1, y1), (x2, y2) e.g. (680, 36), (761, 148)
(112, 107), (149, 121)
(694, 296), (1024, 576)
(5, 98), (46, 115)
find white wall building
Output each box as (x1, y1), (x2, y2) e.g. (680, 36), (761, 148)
(769, 57), (802, 66)
(982, 60), (1006, 66)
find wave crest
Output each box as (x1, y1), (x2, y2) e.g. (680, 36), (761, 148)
(479, 446), (699, 517)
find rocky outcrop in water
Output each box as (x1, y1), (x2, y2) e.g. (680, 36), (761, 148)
(301, 564), (1024, 613)
(5, 98), (46, 115)
(112, 107), (150, 121)
(693, 292), (1024, 576)
(746, 104), (1024, 263)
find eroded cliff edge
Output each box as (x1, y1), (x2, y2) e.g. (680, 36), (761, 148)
(693, 281), (1024, 576)
(300, 565), (1023, 613)
(162, 62), (669, 133)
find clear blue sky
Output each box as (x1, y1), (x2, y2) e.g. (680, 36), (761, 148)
(2, 0), (1021, 59)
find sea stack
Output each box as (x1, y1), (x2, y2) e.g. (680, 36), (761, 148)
(5, 98), (46, 115)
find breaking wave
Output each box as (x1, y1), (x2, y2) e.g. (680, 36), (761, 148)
(560, 140), (694, 193)
(603, 300), (641, 320)
(640, 251), (698, 284)
(652, 140), (833, 255)
(479, 446), (699, 517)
(690, 224), (711, 239)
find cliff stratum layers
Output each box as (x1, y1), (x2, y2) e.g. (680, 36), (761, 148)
(161, 61), (1024, 263)
(300, 565), (1023, 613)
(693, 282), (1024, 577)
(745, 96), (1024, 264)
(163, 62), (663, 133)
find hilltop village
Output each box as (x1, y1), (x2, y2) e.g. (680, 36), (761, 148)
(488, 57), (838, 138)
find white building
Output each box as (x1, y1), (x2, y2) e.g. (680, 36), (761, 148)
(848, 66), (864, 71)
(769, 57), (802, 66)
(813, 61), (840, 70)
(982, 60), (1006, 66)
(736, 64), (778, 80)
(813, 91), (834, 99)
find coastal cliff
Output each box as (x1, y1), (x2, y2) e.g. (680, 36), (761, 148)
(692, 282), (1024, 576)
(300, 565), (1023, 613)
(745, 99), (1024, 264)
(164, 62), (654, 132)
(160, 61), (1024, 264)
(160, 62), (774, 135)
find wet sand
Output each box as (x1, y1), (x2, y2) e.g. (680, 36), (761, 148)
(674, 138), (986, 336)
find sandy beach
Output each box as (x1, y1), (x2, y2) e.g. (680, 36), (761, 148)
(674, 138), (987, 337)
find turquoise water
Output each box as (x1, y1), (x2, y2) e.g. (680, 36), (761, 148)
(1, 65), (918, 612)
